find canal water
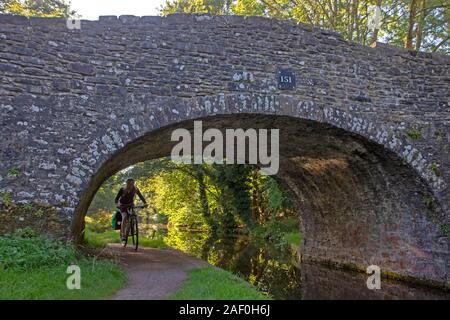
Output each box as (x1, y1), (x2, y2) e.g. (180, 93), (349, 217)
(158, 228), (449, 300)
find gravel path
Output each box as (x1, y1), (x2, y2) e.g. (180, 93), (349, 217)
(108, 244), (208, 300)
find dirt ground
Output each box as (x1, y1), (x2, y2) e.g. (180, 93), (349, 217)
(106, 244), (208, 300)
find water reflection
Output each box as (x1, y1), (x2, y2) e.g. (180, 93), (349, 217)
(163, 228), (450, 300)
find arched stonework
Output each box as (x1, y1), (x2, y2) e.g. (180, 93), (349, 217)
(0, 13), (448, 284)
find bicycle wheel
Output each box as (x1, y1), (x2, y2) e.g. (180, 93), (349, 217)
(131, 218), (135, 246)
(132, 215), (139, 251)
(123, 225), (128, 247)
(123, 215), (131, 248)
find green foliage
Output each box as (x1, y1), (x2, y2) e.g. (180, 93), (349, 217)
(0, 260), (125, 299)
(422, 195), (435, 210)
(163, 228), (302, 299)
(33, 208), (44, 218)
(146, 162), (292, 233)
(430, 163), (441, 176)
(88, 176), (123, 214)
(0, 0), (76, 17)
(0, 228), (77, 270)
(160, 0), (234, 15)
(232, 0), (266, 16)
(164, 227), (211, 257)
(7, 167), (20, 177)
(407, 127), (422, 140)
(284, 231), (301, 246)
(84, 230), (120, 248)
(84, 229), (168, 249)
(261, 175), (293, 213)
(1, 192), (11, 206)
(0, 228), (126, 299)
(439, 223), (449, 236)
(212, 164), (253, 229)
(87, 159), (294, 245)
(88, 158), (174, 221)
(85, 209), (113, 233)
(139, 236), (168, 248)
(151, 167), (209, 228)
(160, 0), (450, 54)
(250, 217), (300, 248)
(402, 155), (408, 164)
(168, 267), (271, 300)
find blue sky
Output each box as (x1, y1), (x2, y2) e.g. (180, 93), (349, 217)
(70, 0), (167, 19)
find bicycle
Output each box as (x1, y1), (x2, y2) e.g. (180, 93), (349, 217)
(119, 204), (146, 251)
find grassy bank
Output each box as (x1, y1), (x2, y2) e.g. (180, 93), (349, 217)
(0, 260), (125, 299)
(84, 229), (167, 249)
(86, 229), (275, 299)
(169, 267), (272, 300)
(0, 228), (126, 299)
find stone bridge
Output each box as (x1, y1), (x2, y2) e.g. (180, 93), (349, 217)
(0, 13), (448, 285)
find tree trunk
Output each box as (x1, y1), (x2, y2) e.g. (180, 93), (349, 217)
(330, 0), (338, 28)
(351, 0), (359, 42)
(346, 0), (353, 41)
(195, 168), (211, 224)
(405, 0), (418, 49)
(415, 0), (426, 51)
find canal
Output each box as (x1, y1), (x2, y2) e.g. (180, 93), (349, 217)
(160, 228), (450, 300)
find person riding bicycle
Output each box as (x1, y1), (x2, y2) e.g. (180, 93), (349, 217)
(114, 177), (147, 243)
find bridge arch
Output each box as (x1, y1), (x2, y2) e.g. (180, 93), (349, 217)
(68, 102), (446, 285)
(0, 13), (448, 284)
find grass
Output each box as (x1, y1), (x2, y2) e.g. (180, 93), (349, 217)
(0, 260), (126, 299)
(86, 229), (273, 299)
(84, 229), (167, 249)
(168, 267), (272, 300)
(0, 228), (126, 299)
(139, 237), (167, 248)
(0, 230), (77, 270)
(284, 231), (301, 246)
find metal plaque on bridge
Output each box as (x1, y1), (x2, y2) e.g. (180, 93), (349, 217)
(277, 70), (296, 90)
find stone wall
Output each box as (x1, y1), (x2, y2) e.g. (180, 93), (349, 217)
(0, 13), (448, 283)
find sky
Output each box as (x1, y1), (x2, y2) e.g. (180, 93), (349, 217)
(69, 0), (167, 20)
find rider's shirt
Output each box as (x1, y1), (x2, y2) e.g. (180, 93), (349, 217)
(115, 187), (146, 206)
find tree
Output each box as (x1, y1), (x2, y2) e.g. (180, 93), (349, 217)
(160, 0), (234, 15)
(405, 0), (418, 49)
(415, 0), (427, 50)
(160, 0), (449, 54)
(0, 0), (76, 17)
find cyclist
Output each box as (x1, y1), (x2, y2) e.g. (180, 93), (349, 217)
(114, 177), (147, 243)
